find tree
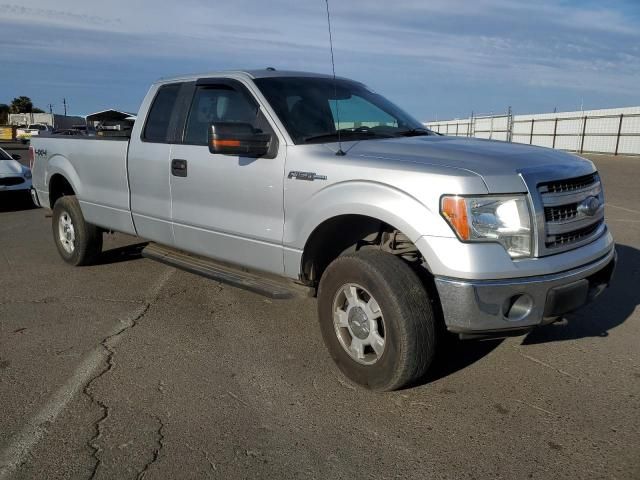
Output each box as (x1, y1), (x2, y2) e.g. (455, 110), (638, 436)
(0, 104), (9, 124)
(10, 96), (34, 114)
(32, 107), (45, 113)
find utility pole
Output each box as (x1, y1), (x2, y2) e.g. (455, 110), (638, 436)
(48, 104), (54, 115)
(63, 98), (67, 116)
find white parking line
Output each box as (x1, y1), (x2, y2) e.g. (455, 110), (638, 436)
(0, 268), (174, 479)
(606, 203), (640, 215)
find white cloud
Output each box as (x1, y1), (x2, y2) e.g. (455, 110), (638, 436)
(1, 0), (638, 115)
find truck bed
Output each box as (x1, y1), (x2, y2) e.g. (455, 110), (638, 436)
(32, 135), (136, 235)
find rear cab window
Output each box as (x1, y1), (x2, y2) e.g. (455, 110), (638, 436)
(142, 83), (182, 142)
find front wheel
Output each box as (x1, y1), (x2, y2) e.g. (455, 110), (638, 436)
(317, 250), (436, 391)
(52, 195), (102, 266)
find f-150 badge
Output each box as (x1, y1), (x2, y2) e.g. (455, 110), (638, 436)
(288, 171), (327, 181)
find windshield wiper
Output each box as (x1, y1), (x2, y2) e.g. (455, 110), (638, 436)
(303, 129), (394, 144)
(395, 127), (431, 137)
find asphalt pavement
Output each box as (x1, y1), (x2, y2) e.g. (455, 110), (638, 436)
(0, 154), (638, 479)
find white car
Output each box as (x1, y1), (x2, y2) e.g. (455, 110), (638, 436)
(0, 147), (32, 193)
(16, 124), (53, 143)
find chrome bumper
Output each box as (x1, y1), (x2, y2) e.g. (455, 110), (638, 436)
(434, 246), (616, 337)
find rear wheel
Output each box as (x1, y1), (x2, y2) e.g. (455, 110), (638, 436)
(52, 195), (102, 266)
(317, 250), (436, 391)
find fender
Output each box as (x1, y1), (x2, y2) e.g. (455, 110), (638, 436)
(46, 154), (83, 200)
(284, 180), (455, 250)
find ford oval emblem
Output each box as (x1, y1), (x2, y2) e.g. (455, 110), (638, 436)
(578, 196), (601, 217)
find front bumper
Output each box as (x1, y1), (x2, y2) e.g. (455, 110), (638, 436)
(0, 177), (31, 192)
(434, 246), (616, 337)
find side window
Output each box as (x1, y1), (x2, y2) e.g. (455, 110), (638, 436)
(183, 85), (259, 145)
(142, 83), (181, 142)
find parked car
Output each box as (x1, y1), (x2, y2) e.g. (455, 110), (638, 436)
(30, 69), (615, 391)
(16, 123), (53, 143)
(0, 147), (32, 194)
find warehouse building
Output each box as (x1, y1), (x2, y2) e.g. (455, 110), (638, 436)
(8, 112), (85, 130)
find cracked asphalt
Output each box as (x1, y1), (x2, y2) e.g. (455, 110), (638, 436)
(1, 153), (639, 479)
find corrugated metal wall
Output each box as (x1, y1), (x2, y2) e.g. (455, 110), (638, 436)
(425, 106), (640, 156)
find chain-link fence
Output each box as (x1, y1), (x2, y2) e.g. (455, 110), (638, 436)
(426, 107), (640, 156)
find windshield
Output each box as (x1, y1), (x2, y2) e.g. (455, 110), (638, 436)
(254, 77), (429, 145)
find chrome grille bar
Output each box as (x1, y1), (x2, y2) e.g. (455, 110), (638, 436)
(537, 172), (605, 255)
(538, 183), (602, 207)
(519, 167), (606, 257)
(538, 173), (597, 194)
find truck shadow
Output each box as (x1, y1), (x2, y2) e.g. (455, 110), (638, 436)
(416, 243), (638, 386)
(97, 242), (148, 265)
(420, 336), (504, 385)
(0, 192), (37, 212)
(522, 243), (639, 344)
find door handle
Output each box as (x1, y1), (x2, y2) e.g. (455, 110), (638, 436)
(171, 159), (188, 177)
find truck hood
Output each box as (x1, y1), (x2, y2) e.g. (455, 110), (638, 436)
(0, 159), (25, 177)
(343, 135), (596, 193)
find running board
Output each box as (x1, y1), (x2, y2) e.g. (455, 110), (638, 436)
(141, 243), (311, 300)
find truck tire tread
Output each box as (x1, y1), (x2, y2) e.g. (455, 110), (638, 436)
(317, 250), (436, 391)
(52, 195), (102, 266)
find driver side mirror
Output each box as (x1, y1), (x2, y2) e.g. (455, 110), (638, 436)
(208, 122), (271, 158)
(12, 154), (21, 160)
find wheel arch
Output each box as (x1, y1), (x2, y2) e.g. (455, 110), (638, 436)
(48, 173), (76, 209)
(46, 156), (81, 208)
(288, 181), (447, 284)
(299, 212), (435, 287)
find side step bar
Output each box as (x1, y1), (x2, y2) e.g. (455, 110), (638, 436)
(141, 243), (312, 300)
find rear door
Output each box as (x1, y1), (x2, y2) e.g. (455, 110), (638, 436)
(128, 82), (184, 245)
(168, 78), (286, 274)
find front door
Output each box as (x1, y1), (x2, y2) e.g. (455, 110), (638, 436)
(169, 80), (286, 275)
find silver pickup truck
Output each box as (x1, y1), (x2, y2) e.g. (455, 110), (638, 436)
(31, 69), (615, 391)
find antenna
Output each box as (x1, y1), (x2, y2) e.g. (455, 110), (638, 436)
(324, 0), (345, 156)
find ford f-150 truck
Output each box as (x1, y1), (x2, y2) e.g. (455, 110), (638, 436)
(31, 69), (615, 391)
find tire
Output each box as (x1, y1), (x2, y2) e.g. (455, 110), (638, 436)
(317, 250), (436, 391)
(52, 195), (102, 266)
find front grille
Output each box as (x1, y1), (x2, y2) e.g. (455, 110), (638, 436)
(536, 172), (604, 255)
(545, 203), (578, 222)
(546, 220), (603, 248)
(539, 173), (597, 194)
(0, 177), (25, 187)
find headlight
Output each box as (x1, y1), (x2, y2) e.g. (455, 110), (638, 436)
(440, 195), (532, 258)
(23, 170), (32, 179)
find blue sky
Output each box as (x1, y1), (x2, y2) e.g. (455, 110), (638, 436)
(1, 0), (639, 120)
